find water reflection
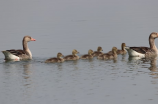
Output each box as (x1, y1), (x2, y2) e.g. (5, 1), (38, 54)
(147, 58), (158, 72)
(127, 56), (158, 72)
(2, 60), (33, 83)
(23, 63), (32, 75)
(56, 60), (79, 70)
(88, 58), (94, 68)
(57, 63), (63, 70)
(113, 58), (117, 63)
(127, 56), (142, 68)
(128, 56), (142, 62)
(2, 60), (35, 103)
(121, 54), (127, 62)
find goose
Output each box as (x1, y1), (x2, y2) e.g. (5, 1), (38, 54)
(2, 36), (36, 61)
(125, 32), (158, 58)
(92, 46), (103, 56)
(45, 52), (64, 63)
(98, 47), (117, 60)
(80, 49), (93, 59)
(64, 49), (79, 60)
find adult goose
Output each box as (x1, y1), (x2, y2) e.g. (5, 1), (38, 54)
(2, 36), (36, 61)
(125, 32), (158, 58)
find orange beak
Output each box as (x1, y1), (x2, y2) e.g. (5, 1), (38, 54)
(31, 38), (36, 41)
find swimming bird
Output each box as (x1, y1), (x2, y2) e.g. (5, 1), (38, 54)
(125, 32), (158, 58)
(64, 49), (79, 60)
(2, 36), (36, 61)
(117, 43), (127, 54)
(45, 52), (64, 63)
(92, 46), (103, 56)
(108, 47), (118, 54)
(80, 49), (94, 59)
(98, 47), (117, 60)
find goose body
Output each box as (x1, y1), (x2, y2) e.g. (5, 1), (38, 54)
(64, 49), (79, 60)
(125, 32), (158, 58)
(45, 53), (64, 63)
(2, 36), (36, 61)
(80, 49), (93, 59)
(92, 46), (103, 56)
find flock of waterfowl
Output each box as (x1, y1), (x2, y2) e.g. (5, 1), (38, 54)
(1, 32), (158, 62)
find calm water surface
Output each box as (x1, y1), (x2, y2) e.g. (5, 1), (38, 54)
(1, 0), (158, 104)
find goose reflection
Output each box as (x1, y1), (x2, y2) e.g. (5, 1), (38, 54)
(148, 58), (158, 72)
(3, 60), (33, 78)
(121, 54), (127, 62)
(128, 55), (158, 72)
(57, 63), (63, 70)
(23, 63), (32, 76)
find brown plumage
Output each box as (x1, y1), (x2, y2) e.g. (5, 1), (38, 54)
(92, 46), (103, 56)
(98, 47), (117, 60)
(64, 49), (79, 60)
(45, 53), (65, 63)
(2, 36), (36, 61)
(117, 43), (127, 54)
(125, 32), (158, 58)
(80, 49), (94, 59)
(108, 47), (118, 54)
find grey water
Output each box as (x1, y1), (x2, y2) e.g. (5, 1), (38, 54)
(1, 0), (158, 104)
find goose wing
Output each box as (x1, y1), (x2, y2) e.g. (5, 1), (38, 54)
(6, 49), (26, 57)
(129, 47), (152, 54)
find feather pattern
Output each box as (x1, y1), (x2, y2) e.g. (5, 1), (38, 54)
(125, 32), (158, 58)
(2, 36), (36, 61)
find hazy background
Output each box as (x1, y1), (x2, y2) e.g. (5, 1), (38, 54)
(0, 0), (158, 57)
(1, 0), (158, 104)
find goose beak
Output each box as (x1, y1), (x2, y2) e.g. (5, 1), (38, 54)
(31, 38), (36, 41)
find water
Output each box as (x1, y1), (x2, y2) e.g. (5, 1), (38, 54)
(1, 0), (158, 104)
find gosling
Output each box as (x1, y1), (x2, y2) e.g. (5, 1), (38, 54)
(98, 47), (117, 60)
(92, 46), (103, 57)
(45, 52), (65, 63)
(64, 49), (79, 60)
(80, 49), (94, 59)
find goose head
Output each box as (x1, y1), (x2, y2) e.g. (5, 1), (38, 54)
(149, 32), (158, 39)
(23, 36), (36, 42)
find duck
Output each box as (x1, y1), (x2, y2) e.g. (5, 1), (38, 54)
(80, 49), (94, 59)
(125, 32), (158, 58)
(117, 43), (127, 54)
(98, 47), (117, 60)
(92, 46), (103, 56)
(45, 52), (64, 63)
(2, 36), (36, 61)
(64, 49), (79, 60)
